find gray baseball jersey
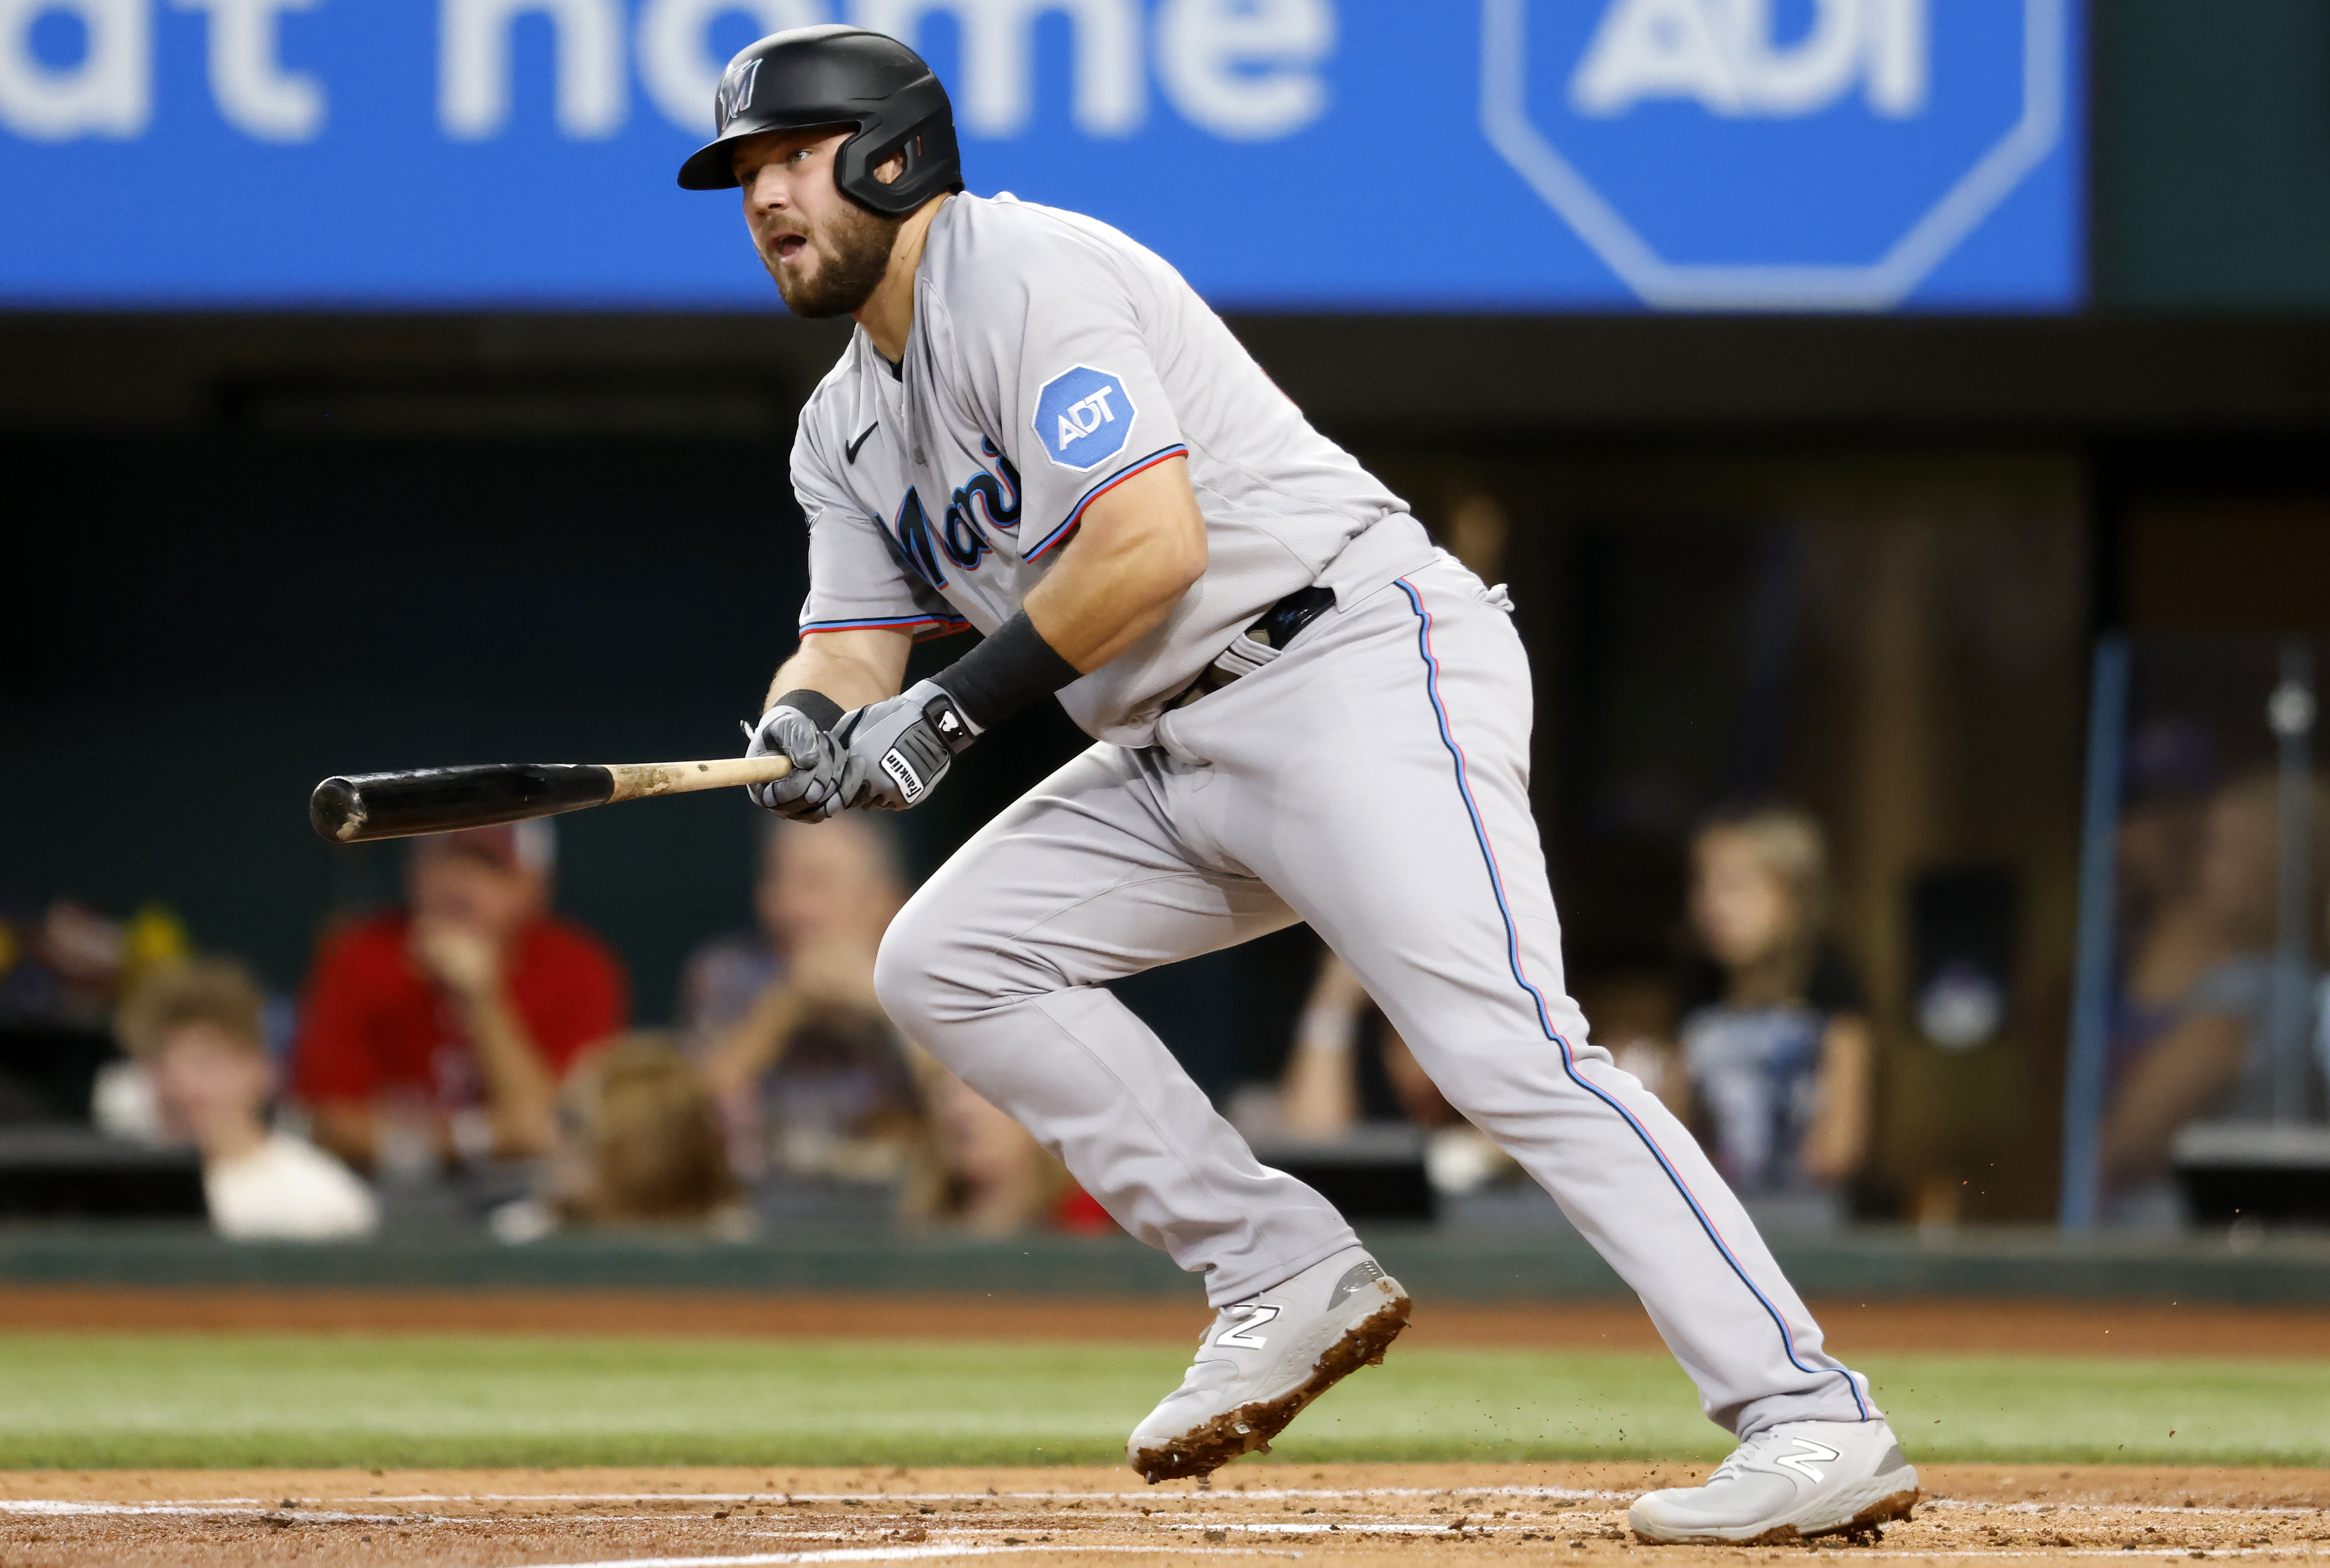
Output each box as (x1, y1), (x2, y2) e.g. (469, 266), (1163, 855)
(791, 192), (1406, 746)
(789, 192), (1880, 1447)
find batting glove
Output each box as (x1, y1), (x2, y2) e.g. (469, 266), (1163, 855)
(741, 703), (852, 822)
(831, 678), (978, 811)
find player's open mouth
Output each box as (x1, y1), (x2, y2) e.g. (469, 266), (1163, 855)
(774, 234), (808, 263)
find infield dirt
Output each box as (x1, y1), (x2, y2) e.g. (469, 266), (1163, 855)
(2, 1461), (2327, 1568)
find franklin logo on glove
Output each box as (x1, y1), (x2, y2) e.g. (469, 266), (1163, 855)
(828, 679), (976, 812)
(879, 746), (928, 802)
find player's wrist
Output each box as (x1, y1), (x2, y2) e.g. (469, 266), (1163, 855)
(931, 612), (1081, 733)
(898, 678), (978, 755)
(771, 689), (845, 733)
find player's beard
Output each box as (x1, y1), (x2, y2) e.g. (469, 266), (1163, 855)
(767, 201), (904, 319)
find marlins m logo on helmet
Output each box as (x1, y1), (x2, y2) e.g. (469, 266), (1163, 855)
(716, 58), (763, 133)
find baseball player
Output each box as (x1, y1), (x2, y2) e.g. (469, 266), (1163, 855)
(685, 25), (1918, 1542)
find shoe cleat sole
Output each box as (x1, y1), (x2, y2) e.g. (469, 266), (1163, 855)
(1131, 1291), (1411, 1484)
(1633, 1481), (1921, 1547)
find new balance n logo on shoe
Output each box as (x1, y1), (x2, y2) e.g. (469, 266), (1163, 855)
(1776, 1437), (1843, 1483)
(1216, 1304), (1282, 1349)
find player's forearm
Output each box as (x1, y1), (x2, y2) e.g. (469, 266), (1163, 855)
(767, 629), (913, 715)
(1281, 957), (1365, 1135)
(703, 979), (808, 1099)
(1023, 457), (1207, 672)
(2098, 1013), (2247, 1186)
(775, 466), (1206, 810)
(1279, 1029), (1361, 1137)
(461, 988), (560, 1157)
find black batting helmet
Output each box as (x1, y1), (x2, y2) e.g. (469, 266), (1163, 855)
(676, 25), (962, 216)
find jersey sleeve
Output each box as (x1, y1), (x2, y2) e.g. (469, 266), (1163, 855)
(792, 412), (970, 641)
(960, 229), (1189, 567)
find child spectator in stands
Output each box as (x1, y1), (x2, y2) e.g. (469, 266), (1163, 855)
(685, 816), (924, 1183)
(577, 1035), (741, 1224)
(493, 1032), (746, 1241)
(118, 958), (376, 1240)
(1658, 807), (1873, 1219)
(292, 822), (626, 1172)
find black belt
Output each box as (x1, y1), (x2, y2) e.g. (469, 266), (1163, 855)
(1167, 584), (1336, 710)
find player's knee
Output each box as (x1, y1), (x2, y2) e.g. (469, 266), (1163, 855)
(871, 912), (942, 1034)
(873, 895), (995, 1034)
(878, 874), (1077, 1036)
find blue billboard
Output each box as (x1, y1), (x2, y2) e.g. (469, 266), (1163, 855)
(0, 0), (2082, 311)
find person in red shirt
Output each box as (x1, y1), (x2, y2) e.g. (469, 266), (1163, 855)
(293, 822), (626, 1171)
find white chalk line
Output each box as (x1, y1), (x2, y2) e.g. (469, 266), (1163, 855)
(357, 1487), (1629, 1504)
(4, 1488), (2321, 1524)
(528, 1546), (1290, 1568)
(521, 1548), (2330, 1568)
(0, 1500), (413, 1522)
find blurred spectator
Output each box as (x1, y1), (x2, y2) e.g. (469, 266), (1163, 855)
(909, 1058), (1113, 1235)
(1266, 951), (1516, 1197)
(2318, 960), (2330, 1099)
(679, 818), (1110, 1233)
(117, 958), (377, 1241)
(1279, 954), (1459, 1135)
(292, 822), (626, 1173)
(686, 817), (923, 1183)
(2108, 719), (2222, 1087)
(2101, 771), (2330, 1200)
(0, 898), (188, 1029)
(2, 897), (189, 1128)
(1444, 489), (1510, 581)
(494, 1032), (745, 1240)
(1645, 807), (1873, 1208)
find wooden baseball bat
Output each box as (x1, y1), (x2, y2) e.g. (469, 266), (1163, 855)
(309, 755), (795, 845)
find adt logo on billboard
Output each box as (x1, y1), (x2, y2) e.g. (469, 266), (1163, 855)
(1482, 0), (2073, 309)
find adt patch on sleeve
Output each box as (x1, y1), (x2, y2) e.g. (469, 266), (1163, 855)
(1033, 366), (1136, 472)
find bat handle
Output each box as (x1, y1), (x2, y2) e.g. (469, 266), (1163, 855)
(603, 754), (792, 802)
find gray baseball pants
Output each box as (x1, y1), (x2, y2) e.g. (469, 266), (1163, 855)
(874, 517), (1877, 1438)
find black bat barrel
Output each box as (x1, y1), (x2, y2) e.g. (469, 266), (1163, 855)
(309, 764), (617, 844)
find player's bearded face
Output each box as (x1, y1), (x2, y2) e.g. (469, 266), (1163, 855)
(760, 193), (902, 319)
(737, 131), (909, 319)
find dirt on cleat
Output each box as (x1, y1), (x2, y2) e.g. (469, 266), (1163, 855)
(1131, 1293), (1411, 1483)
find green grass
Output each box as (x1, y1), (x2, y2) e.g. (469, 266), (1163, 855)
(0, 1335), (2323, 1471)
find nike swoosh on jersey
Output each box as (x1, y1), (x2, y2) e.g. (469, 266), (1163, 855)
(845, 422), (880, 464)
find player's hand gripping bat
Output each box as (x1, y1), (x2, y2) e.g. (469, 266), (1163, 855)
(308, 755), (794, 844)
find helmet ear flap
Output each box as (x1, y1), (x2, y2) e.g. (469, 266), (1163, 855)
(834, 89), (961, 215)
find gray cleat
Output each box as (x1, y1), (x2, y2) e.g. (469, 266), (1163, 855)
(1631, 1418), (1920, 1544)
(1127, 1246), (1410, 1483)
